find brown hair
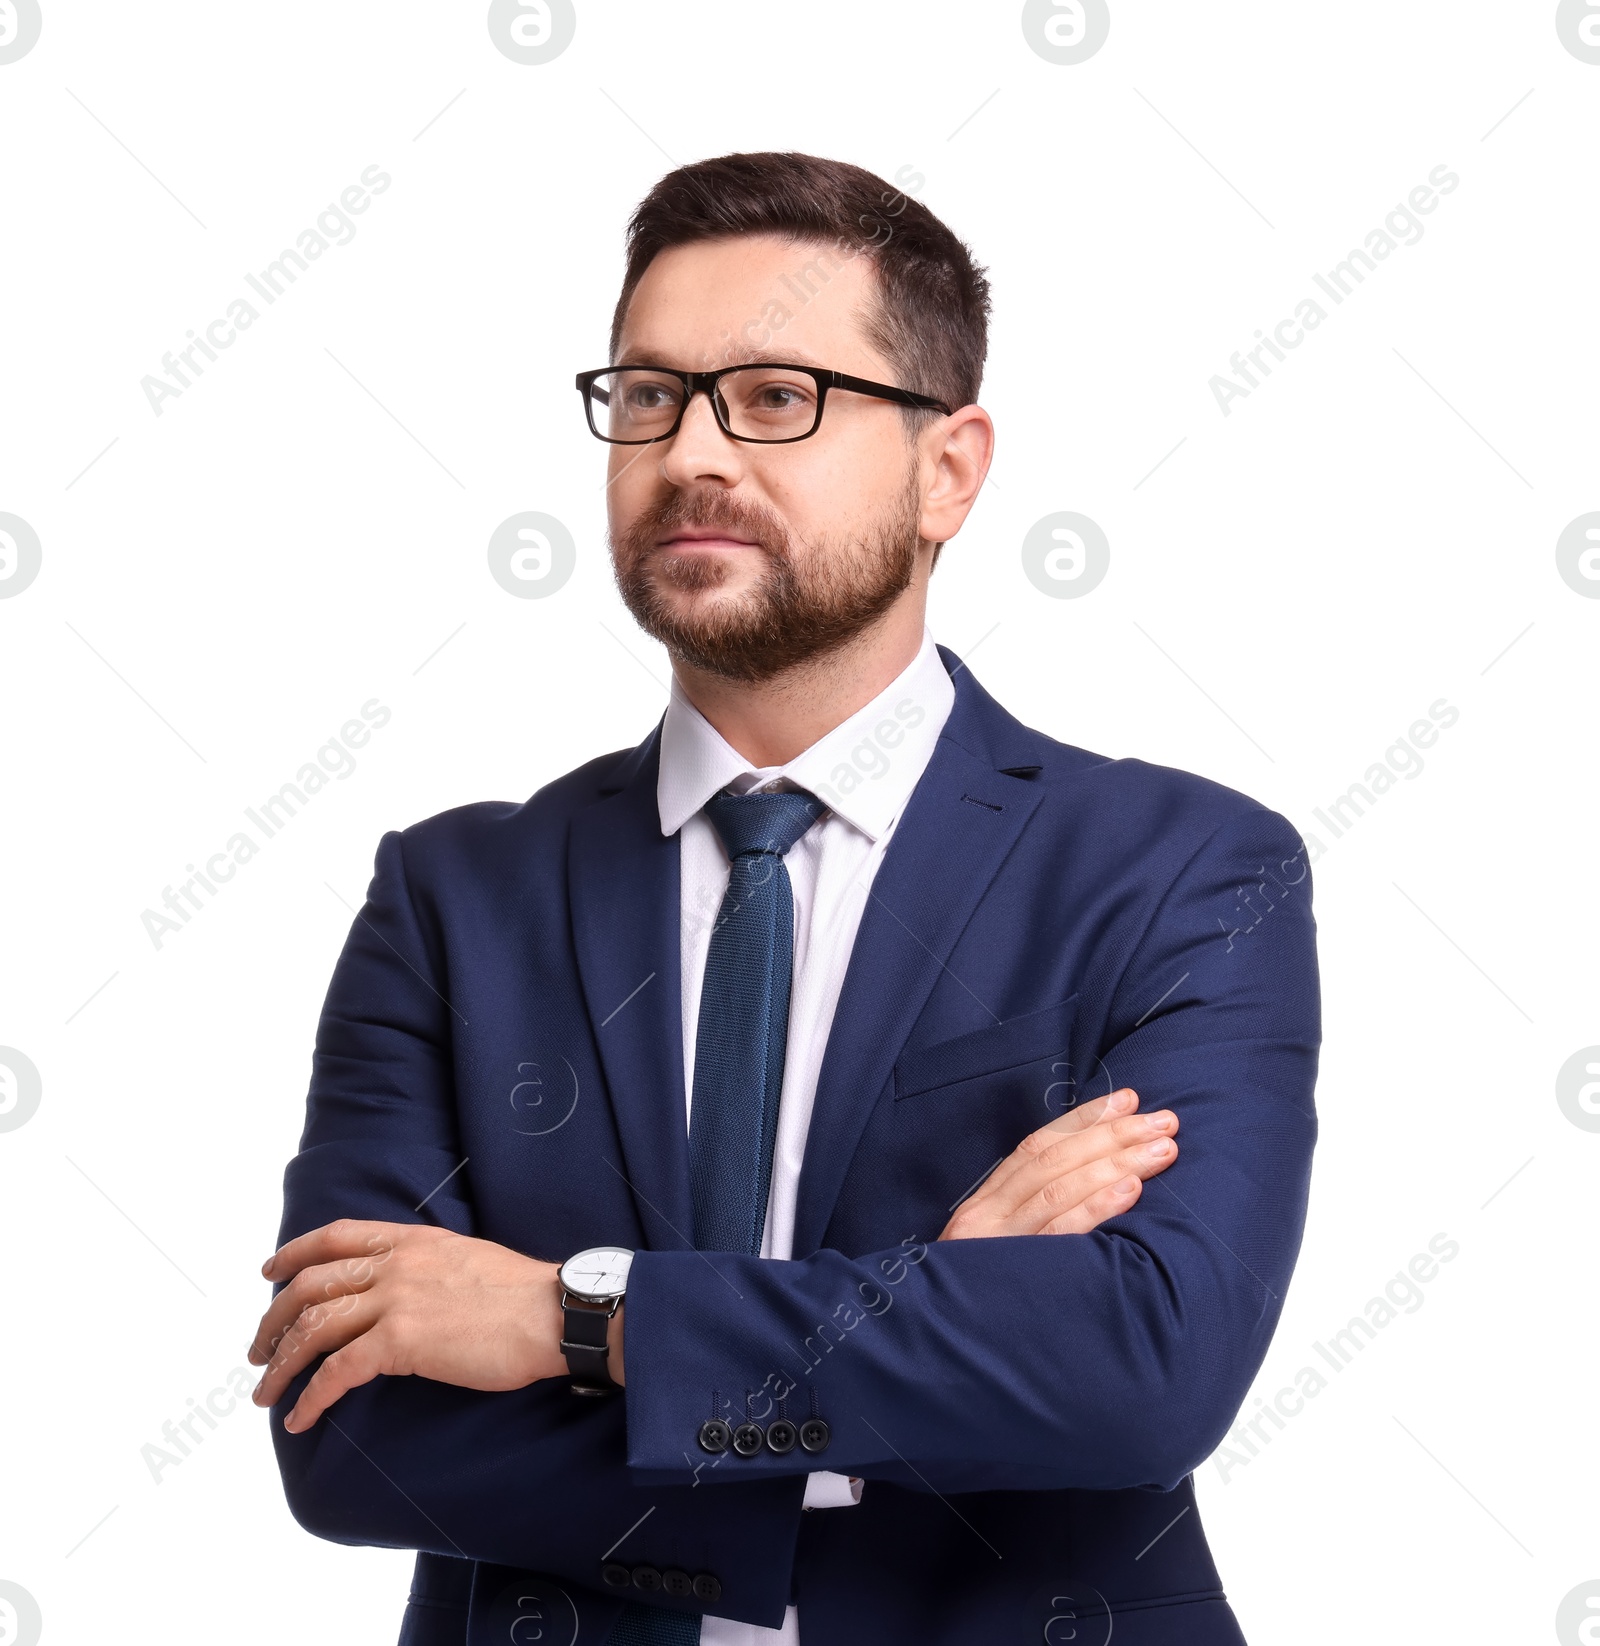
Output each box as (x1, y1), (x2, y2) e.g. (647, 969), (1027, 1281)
(608, 152), (991, 417)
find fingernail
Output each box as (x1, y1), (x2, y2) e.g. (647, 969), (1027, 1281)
(1144, 1139), (1174, 1160)
(1116, 1176), (1139, 1194)
(282, 1410), (299, 1432)
(260, 1258), (275, 1278)
(1141, 1112), (1174, 1132)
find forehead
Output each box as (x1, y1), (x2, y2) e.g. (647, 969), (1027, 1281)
(616, 233), (889, 372)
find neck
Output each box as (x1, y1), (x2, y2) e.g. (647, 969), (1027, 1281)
(672, 600), (926, 769)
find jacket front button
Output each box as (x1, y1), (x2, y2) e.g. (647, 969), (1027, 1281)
(798, 1418), (831, 1453)
(631, 1565), (662, 1593)
(692, 1572), (722, 1604)
(662, 1568), (693, 1598)
(698, 1418), (732, 1454)
(731, 1422), (765, 1457)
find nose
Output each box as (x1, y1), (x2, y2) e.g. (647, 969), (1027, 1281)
(657, 388), (746, 490)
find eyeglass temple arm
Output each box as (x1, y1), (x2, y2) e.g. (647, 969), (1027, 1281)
(826, 370), (952, 414)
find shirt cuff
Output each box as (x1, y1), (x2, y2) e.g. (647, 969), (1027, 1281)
(801, 1470), (863, 1510)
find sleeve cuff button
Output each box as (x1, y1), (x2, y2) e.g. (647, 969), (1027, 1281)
(697, 1418), (732, 1454)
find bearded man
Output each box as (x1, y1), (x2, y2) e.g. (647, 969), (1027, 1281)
(253, 152), (1320, 1646)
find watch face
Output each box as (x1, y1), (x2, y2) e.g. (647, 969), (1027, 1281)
(560, 1245), (634, 1302)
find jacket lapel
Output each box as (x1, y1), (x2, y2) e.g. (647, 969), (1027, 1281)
(567, 726), (696, 1250)
(790, 654), (1049, 1255)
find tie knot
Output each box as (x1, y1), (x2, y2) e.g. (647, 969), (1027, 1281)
(704, 786), (825, 861)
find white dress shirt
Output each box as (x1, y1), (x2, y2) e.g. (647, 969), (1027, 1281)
(655, 628), (955, 1646)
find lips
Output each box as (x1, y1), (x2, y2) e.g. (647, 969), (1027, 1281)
(658, 530), (760, 550)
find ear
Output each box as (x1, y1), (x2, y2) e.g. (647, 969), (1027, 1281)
(917, 405), (995, 548)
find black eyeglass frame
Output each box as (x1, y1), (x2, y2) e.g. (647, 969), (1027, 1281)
(574, 364), (953, 446)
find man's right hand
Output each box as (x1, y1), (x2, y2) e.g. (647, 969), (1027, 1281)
(939, 1089), (1177, 1240)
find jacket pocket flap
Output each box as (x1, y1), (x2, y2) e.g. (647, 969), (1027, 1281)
(894, 995), (1079, 1100)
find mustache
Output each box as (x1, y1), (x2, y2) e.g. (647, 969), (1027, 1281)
(620, 488), (791, 561)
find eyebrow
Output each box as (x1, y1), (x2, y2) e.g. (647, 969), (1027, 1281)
(612, 346), (829, 371)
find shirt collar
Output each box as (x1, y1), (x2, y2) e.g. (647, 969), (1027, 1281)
(656, 628), (955, 843)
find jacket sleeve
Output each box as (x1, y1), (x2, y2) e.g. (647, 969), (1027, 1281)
(621, 805), (1320, 1495)
(269, 830), (805, 1631)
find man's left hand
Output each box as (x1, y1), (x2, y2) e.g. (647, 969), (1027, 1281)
(249, 1221), (622, 1432)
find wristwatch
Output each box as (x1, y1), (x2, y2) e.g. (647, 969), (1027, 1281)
(557, 1245), (634, 1395)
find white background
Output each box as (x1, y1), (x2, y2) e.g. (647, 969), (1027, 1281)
(1, 3), (1596, 1642)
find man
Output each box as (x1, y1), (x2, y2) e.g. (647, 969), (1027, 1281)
(252, 153), (1319, 1645)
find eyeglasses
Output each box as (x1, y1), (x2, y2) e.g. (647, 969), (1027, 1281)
(575, 363), (952, 446)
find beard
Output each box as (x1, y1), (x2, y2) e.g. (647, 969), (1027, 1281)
(610, 472), (923, 684)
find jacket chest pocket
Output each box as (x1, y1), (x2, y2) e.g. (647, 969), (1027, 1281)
(888, 997), (1085, 1224)
(894, 995), (1081, 1104)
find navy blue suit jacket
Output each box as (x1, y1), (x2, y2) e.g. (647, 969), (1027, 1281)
(271, 648), (1320, 1645)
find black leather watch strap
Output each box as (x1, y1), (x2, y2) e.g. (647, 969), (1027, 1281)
(560, 1293), (620, 1395)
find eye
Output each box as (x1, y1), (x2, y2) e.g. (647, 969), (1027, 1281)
(730, 374), (816, 414)
(625, 382), (674, 410)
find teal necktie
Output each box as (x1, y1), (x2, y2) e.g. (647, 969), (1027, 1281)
(607, 786), (822, 1645)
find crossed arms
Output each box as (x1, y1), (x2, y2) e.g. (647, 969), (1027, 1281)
(249, 1086), (1181, 1428)
(254, 805), (1318, 1623)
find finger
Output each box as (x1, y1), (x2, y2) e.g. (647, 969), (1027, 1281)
(283, 1335), (389, 1433)
(249, 1258), (381, 1366)
(1036, 1087), (1138, 1140)
(978, 1109), (1177, 1222)
(1004, 1136), (1178, 1237)
(958, 1103), (1135, 1218)
(262, 1218), (401, 1284)
(1038, 1174), (1144, 1236)
(977, 1090), (1139, 1201)
(252, 1292), (381, 1410)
